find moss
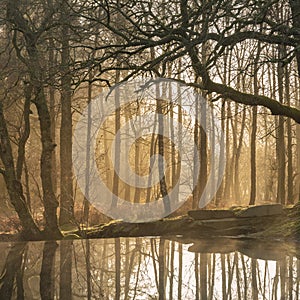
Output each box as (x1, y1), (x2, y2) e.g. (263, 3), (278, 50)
(59, 223), (79, 232)
(229, 206), (248, 216)
(64, 205), (300, 241)
(288, 203), (300, 238)
(63, 233), (81, 240)
(248, 204), (299, 240)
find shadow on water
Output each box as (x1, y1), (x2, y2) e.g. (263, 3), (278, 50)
(0, 237), (299, 299)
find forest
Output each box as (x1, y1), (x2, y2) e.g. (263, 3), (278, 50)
(0, 0), (299, 237)
(0, 0), (300, 298)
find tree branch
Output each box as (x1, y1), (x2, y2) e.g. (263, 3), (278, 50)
(205, 79), (300, 123)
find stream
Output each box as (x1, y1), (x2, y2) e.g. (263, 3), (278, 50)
(0, 237), (299, 299)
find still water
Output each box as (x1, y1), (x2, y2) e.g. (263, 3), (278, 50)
(0, 237), (299, 299)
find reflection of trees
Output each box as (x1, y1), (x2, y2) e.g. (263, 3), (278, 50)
(200, 254), (207, 299)
(40, 241), (58, 300)
(60, 240), (73, 300)
(251, 258), (258, 300)
(85, 239), (91, 300)
(54, 238), (300, 300)
(115, 238), (120, 300)
(0, 238), (298, 299)
(158, 238), (165, 300)
(0, 243), (27, 299)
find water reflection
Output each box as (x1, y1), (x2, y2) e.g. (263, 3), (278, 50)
(0, 237), (299, 299)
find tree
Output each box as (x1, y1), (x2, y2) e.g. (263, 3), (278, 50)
(1, 0), (300, 239)
(249, 42), (261, 205)
(59, 0), (75, 226)
(4, 0), (62, 238)
(75, 0), (300, 123)
(73, 0), (300, 210)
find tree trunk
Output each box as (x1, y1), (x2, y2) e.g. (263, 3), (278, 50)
(83, 74), (93, 225)
(134, 107), (141, 204)
(34, 93), (61, 237)
(216, 100), (226, 206)
(249, 106), (257, 205)
(297, 94), (300, 203)
(284, 48), (293, 204)
(59, 1), (74, 226)
(276, 46), (286, 205)
(0, 103), (41, 239)
(49, 37), (57, 197)
(234, 106), (246, 203)
(223, 101), (231, 201)
(199, 98), (208, 206)
(111, 70), (121, 209)
(289, 0), (300, 76)
(16, 84), (31, 182)
(249, 43), (260, 205)
(193, 97), (200, 209)
(157, 97), (171, 214)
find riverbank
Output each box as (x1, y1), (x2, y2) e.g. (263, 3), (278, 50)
(0, 204), (298, 242)
(74, 204), (299, 241)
